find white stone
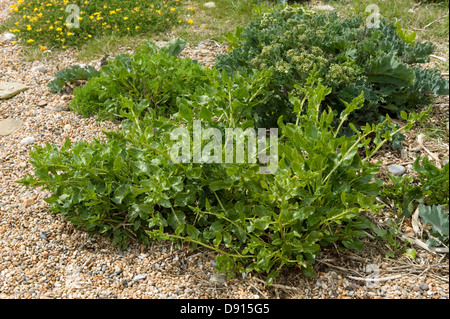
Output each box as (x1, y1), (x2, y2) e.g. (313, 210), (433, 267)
(20, 136), (36, 145)
(204, 2), (216, 8)
(388, 164), (406, 176)
(133, 274), (147, 281)
(31, 65), (48, 73)
(3, 32), (16, 41)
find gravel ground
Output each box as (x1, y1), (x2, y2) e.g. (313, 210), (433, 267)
(0, 0), (448, 300)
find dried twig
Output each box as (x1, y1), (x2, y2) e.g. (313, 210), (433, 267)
(412, 14), (449, 31)
(316, 259), (360, 275)
(429, 54), (447, 62)
(411, 207), (423, 238)
(411, 134), (442, 168)
(247, 281), (269, 299)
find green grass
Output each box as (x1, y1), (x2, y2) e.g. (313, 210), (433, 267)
(327, 0), (449, 45)
(169, 0), (277, 45)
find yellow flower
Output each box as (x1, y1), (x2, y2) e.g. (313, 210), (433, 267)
(135, 26), (139, 29)
(109, 10), (116, 15)
(89, 15), (94, 19)
(88, 34), (92, 38)
(84, 1), (88, 4)
(26, 39), (34, 43)
(39, 45), (47, 51)
(67, 32), (73, 36)
(170, 8), (175, 12)
(49, 26), (54, 30)
(37, 13), (43, 18)
(123, 17), (128, 20)
(156, 10), (161, 15)
(188, 19), (194, 24)
(188, 7), (193, 11)
(56, 27), (62, 31)
(62, 46), (66, 49)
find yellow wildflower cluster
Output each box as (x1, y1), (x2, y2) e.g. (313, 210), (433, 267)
(8, 0), (185, 49)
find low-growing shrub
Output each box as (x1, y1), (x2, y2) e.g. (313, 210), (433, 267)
(216, 6), (449, 127)
(68, 39), (276, 125)
(69, 39), (216, 120)
(19, 73), (427, 281)
(382, 156), (449, 217)
(7, 0), (184, 49)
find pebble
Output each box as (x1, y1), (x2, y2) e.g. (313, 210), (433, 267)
(388, 164), (406, 175)
(133, 274), (147, 282)
(0, 81), (29, 99)
(37, 100), (48, 107)
(2, 32), (16, 41)
(31, 65), (48, 74)
(39, 231), (48, 242)
(20, 136), (36, 145)
(0, 118), (21, 136)
(419, 283), (429, 291)
(443, 159), (449, 166)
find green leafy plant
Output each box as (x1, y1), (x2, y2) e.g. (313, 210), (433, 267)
(383, 156), (449, 217)
(69, 39), (216, 120)
(216, 6), (449, 126)
(47, 64), (100, 94)
(418, 204), (449, 247)
(18, 70), (427, 282)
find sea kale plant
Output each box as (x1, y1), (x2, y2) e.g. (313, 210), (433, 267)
(216, 6), (449, 127)
(19, 67), (428, 282)
(69, 39), (215, 120)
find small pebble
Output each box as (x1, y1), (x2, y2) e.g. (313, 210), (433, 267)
(3, 32), (16, 41)
(20, 136), (36, 145)
(388, 164), (406, 175)
(133, 274), (147, 282)
(31, 65), (48, 73)
(419, 283), (429, 291)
